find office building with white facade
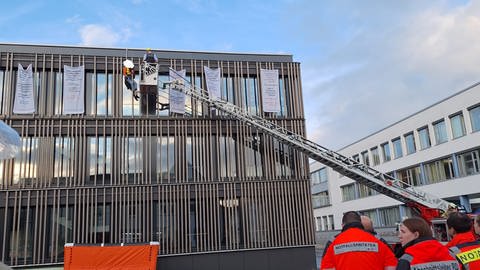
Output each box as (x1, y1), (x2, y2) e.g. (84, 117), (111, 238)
(311, 82), (480, 231)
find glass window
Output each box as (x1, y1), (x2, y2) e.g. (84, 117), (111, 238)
(328, 215), (335, 230)
(87, 137), (112, 185)
(311, 167), (328, 185)
(187, 136), (193, 181)
(273, 138), (293, 178)
(312, 191), (330, 208)
(371, 147), (380, 166)
(322, 216), (328, 231)
(433, 119), (448, 144)
(392, 138), (403, 159)
(404, 133), (416, 155)
(243, 77), (258, 115)
(219, 135), (238, 179)
(0, 70), (4, 114)
(381, 142), (391, 162)
(360, 209), (379, 227)
(470, 105), (480, 132)
(316, 217), (322, 231)
(122, 74), (140, 116)
(54, 137), (73, 179)
(341, 183), (356, 201)
(96, 73), (108, 115)
(277, 77), (288, 117)
(124, 137), (143, 180)
(13, 138), (39, 186)
(222, 77), (235, 103)
(358, 183), (377, 198)
(450, 113), (466, 139)
(54, 72), (63, 115)
(361, 151), (370, 166)
(417, 127), (431, 150)
(457, 148), (480, 177)
(424, 156), (455, 184)
(245, 135), (263, 178)
(397, 166), (422, 186)
(378, 207), (400, 227)
(158, 136), (175, 182)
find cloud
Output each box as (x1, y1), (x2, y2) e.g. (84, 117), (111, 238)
(66, 14), (81, 24)
(296, 1), (480, 150)
(79, 24), (128, 47)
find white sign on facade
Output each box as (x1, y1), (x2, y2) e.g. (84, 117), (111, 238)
(63, 65), (85, 114)
(13, 64), (35, 114)
(204, 66), (221, 99)
(260, 69), (280, 112)
(169, 69), (186, 114)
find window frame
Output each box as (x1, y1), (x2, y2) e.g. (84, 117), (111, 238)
(404, 132), (416, 155)
(417, 126), (431, 150)
(392, 137), (403, 159)
(468, 104), (480, 133)
(449, 112), (466, 139)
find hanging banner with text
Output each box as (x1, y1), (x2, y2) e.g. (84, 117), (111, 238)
(63, 65), (85, 114)
(260, 69), (280, 112)
(204, 66), (221, 99)
(13, 64), (35, 114)
(169, 69), (186, 114)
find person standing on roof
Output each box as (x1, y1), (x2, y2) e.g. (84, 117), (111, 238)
(143, 48), (158, 63)
(446, 212), (480, 269)
(396, 217), (460, 270)
(320, 211), (397, 270)
(139, 48), (159, 115)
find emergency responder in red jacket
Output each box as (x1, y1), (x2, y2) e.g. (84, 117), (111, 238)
(397, 217), (460, 270)
(320, 211), (397, 270)
(446, 212), (480, 270)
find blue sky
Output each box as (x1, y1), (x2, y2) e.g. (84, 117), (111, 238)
(2, 0), (480, 149)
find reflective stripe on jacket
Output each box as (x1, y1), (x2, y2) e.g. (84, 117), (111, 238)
(397, 238), (460, 270)
(320, 227), (397, 270)
(449, 240), (480, 270)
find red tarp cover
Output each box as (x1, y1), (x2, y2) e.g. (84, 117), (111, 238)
(64, 243), (159, 270)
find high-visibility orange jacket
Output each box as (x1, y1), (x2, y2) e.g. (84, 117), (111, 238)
(447, 232), (477, 249)
(320, 225), (397, 270)
(448, 232), (480, 270)
(397, 237), (460, 270)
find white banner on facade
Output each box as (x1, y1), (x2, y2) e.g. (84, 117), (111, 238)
(169, 69), (186, 114)
(260, 69), (280, 112)
(63, 65), (85, 114)
(204, 66), (221, 99)
(13, 64), (35, 114)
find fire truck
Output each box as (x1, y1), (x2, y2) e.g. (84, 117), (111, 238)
(123, 56), (464, 244)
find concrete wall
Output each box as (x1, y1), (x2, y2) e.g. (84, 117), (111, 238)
(158, 246), (317, 270)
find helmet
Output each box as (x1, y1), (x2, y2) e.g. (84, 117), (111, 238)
(123, 59), (134, 68)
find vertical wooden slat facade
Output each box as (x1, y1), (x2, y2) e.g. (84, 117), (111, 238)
(0, 44), (314, 268)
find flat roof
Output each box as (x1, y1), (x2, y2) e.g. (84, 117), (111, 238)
(0, 43), (294, 63)
(339, 80), (480, 151)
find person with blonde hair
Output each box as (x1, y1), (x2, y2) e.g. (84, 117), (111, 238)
(396, 217), (459, 270)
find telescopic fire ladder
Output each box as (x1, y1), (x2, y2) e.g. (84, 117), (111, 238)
(163, 71), (452, 214)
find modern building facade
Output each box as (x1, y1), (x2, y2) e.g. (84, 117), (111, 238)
(0, 43), (315, 269)
(311, 82), (480, 232)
